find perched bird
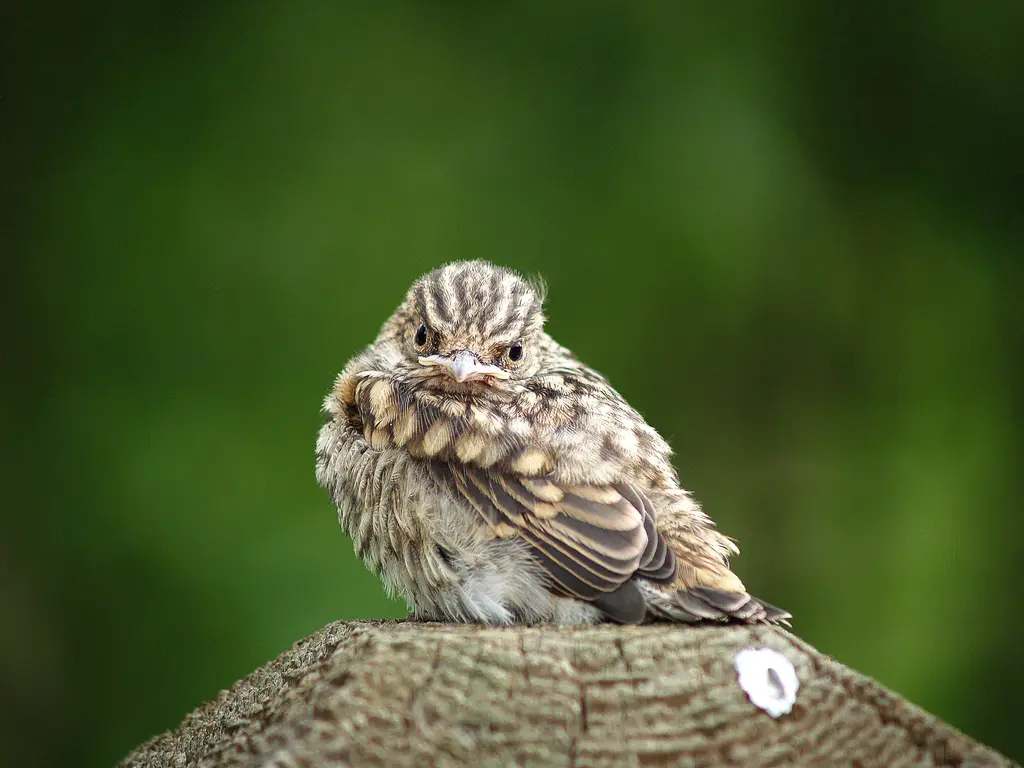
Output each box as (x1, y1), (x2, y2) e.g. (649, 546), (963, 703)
(316, 261), (789, 625)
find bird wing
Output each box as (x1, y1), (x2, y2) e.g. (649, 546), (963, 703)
(435, 463), (677, 612)
(351, 370), (678, 620)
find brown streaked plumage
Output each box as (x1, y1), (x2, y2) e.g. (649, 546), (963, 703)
(316, 260), (789, 625)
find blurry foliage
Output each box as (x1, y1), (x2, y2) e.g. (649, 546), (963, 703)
(1, 2), (1021, 766)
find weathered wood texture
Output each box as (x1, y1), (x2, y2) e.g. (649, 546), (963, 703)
(120, 621), (1015, 768)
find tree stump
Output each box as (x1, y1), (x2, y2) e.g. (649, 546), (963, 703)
(119, 620), (1015, 767)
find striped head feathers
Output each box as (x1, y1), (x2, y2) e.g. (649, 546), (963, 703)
(378, 261), (549, 390)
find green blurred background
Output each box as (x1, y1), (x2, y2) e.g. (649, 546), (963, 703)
(2, 2), (1022, 766)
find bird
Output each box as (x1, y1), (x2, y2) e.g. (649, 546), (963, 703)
(316, 260), (790, 626)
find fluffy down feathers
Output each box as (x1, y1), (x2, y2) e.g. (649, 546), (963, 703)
(317, 261), (789, 625)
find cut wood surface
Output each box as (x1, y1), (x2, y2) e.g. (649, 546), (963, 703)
(120, 620), (1015, 767)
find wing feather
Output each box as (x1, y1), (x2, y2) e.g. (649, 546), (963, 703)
(444, 463), (677, 609)
(525, 523), (638, 583)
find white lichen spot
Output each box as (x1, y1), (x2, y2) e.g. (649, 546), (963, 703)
(734, 647), (799, 717)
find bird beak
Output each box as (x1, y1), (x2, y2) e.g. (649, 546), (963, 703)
(418, 350), (511, 383)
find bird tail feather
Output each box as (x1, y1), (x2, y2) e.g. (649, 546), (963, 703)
(643, 584), (791, 626)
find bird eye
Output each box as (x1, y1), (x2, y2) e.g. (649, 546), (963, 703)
(414, 324), (429, 348)
(507, 341), (524, 362)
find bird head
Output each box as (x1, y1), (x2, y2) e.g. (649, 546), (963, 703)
(378, 261), (548, 392)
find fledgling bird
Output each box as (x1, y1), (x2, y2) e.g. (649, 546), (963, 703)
(316, 261), (789, 626)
